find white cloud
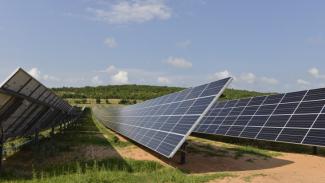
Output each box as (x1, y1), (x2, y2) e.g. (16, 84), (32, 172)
(112, 71), (128, 84)
(213, 70), (278, 85)
(211, 70), (279, 92)
(28, 67), (61, 82)
(308, 67), (325, 79)
(104, 37), (117, 48)
(309, 67), (320, 78)
(297, 79), (310, 85)
(165, 57), (192, 69)
(91, 75), (103, 85)
(239, 72), (256, 84)
(28, 68), (41, 80)
(214, 70), (233, 80)
(100, 65), (129, 84)
(88, 0), (171, 24)
(157, 76), (170, 84)
(105, 65), (118, 74)
(260, 77), (278, 85)
(176, 40), (191, 48)
(43, 74), (60, 82)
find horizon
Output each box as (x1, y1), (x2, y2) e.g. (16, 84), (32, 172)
(1, 1), (325, 93)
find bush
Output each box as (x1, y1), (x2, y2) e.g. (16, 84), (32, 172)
(118, 99), (131, 105)
(113, 136), (119, 143)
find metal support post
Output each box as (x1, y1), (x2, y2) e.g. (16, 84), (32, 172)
(34, 129), (39, 145)
(59, 123), (63, 133)
(180, 141), (188, 164)
(0, 129), (4, 172)
(51, 126), (55, 137)
(313, 146), (318, 155)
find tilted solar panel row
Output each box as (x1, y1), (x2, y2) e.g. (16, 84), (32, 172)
(194, 88), (325, 147)
(93, 77), (233, 158)
(0, 68), (79, 140)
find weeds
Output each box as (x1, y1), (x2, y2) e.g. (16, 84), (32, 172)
(0, 108), (235, 183)
(229, 146), (281, 159)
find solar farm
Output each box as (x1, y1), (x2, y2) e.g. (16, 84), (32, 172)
(1, 68), (325, 182)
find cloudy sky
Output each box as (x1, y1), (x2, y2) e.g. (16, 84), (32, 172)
(1, 0), (325, 92)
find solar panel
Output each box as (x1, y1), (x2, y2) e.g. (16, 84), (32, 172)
(93, 77), (233, 158)
(194, 88), (325, 147)
(0, 68), (78, 140)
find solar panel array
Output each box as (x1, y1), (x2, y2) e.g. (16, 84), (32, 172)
(0, 68), (79, 140)
(194, 88), (325, 147)
(93, 77), (232, 158)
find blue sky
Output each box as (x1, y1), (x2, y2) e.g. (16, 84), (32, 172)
(1, 0), (325, 92)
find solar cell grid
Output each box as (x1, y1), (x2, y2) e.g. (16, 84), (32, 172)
(194, 88), (325, 148)
(93, 78), (232, 158)
(0, 68), (77, 140)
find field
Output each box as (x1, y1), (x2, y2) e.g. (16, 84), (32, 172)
(2, 107), (325, 183)
(2, 86), (324, 183)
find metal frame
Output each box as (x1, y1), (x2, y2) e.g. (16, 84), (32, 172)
(0, 68), (81, 170)
(94, 78), (233, 159)
(169, 78), (233, 158)
(194, 88), (325, 149)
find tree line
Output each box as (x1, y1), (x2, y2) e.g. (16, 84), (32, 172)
(52, 85), (184, 100)
(53, 84), (269, 102)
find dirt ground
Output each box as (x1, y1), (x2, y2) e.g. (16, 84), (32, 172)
(111, 137), (325, 183)
(213, 153), (325, 183)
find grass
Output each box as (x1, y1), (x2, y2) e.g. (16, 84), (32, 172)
(192, 133), (325, 157)
(189, 137), (281, 160)
(0, 108), (235, 183)
(91, 112), (132, 148)
(230, 146), (281, 160)
(9, 166), (235, 183)
(187, 141), (229, 157)
(220, 88), (271, 101)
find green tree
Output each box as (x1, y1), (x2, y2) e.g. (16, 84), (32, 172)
(96, 97), (101, 104)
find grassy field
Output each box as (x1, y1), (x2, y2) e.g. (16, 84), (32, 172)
(3, 85), (322, 182)
(0, 108), (236, 183)
(2, 107), (324, 182)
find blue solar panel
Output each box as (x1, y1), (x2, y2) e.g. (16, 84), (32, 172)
(0, 68), (78, 139)
(93, 78), (233, 158)
(194, 87), (325, 148)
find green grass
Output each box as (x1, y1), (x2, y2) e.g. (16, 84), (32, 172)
(91, 112), (132, 148)
(229, 146), (281, 159)
(1, 157), (234, 183)
(5, 167), (234, 183)
(188, 137), (281, 160)
(187, 142), (229, 157)
(0, 108), (235, 183)
(193, 133), (325, 157)
(220, 88), (271, 101)
(5, 158), (234, 183)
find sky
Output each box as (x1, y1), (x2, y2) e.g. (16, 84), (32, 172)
(1, 0), (325, 93)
